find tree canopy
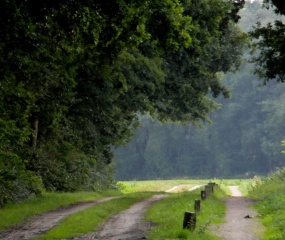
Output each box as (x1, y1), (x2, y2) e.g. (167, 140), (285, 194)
(115, 0), (285, 180)
(0, 0), (246, 206)
(250, 0), (285, 82)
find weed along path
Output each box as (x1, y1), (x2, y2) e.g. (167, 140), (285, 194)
(215, 186), (264, 240)
(0, 196), (119, 240)
(75, 194), (169, 240)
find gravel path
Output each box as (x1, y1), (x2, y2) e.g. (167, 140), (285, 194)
(215, 186), (264, 240)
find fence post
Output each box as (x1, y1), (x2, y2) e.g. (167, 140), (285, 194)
(183, 211), (196, 231)
(194, 199), (201, 212)
(205, 185), (211, 196)
(201, 190), (206, 200)
(208, 182), (215, 194)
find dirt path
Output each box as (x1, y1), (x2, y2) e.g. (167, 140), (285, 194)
(0, 185), (201, 240)
(0, 196), (119, 240)
(74, 194), (169, 240)
(215, 186), (264, 240)
(78, 185), (203, 240)
(165, 184), (204, 193)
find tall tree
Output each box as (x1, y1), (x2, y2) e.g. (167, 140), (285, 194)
(250, 0), (285, 82)
(0, 0), (246, 203)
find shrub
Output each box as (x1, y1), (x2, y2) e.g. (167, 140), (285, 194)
(0, 152), (43, 207)
(249, 168), (285, 240)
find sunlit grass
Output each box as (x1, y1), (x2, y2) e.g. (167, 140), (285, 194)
(118, 178), (254, 196)
(117, 179), (211, 193)
(0, 190), (120, 231)
(146, 187), (227, 240)
(36, 192), (154, 239)
(212, 179), (255, 196)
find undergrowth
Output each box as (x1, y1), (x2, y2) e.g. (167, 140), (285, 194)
(249, 168), (285, 240)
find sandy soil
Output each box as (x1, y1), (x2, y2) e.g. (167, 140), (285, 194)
(214, 186), (264, 240)
(0, 196), (119, 240)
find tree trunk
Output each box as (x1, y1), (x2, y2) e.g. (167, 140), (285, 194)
(31, 115), (39, 149)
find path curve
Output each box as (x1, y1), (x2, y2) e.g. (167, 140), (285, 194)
(216, 186), (264, 240)
(75, 194), (169, 240)
(0, 196), (119, 240)
(165, 184), (204, 193)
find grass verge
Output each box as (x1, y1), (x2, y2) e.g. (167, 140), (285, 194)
(214, 179), (255, 196)
(36, 192), (154, 239)
(145, 187), (227, 240)
(0, 190), (120, 231)
(249, 170), (285, 240)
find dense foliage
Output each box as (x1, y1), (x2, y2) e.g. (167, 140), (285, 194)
(250, 0), (285, 82)
(114, 1), (285, 180)
(114, 69), (285, 179)
(0, 0), (246, 206)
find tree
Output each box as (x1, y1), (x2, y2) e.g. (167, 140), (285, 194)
(250, 0), (285, 82)
(0, 0), (246, 204)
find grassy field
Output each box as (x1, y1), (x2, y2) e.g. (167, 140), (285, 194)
(117, 178), (254, 195)
(117, 179), (212, 193)
(0, 178), (255, 239)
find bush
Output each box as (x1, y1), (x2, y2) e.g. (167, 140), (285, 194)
(30, 140), (115, 192)
(0, 152), (43, 207)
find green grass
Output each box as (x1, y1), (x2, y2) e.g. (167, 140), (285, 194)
(145, 187), (227, 240)
(117, 179), (211, 193)
(0, 190), (120, 231)
(213, 179), (255, 196)
(0, 178), (256, 240)
(249, 171), (285, 240)
(0, 179), (213, 232)
(36, 192), (154, 239)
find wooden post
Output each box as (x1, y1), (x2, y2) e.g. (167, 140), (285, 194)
(208, 182), (215, 193)
(183, 212), (196, 231)
(207, 184), (212, 194)
(205, 185), (211, 196)
(194, 199), (201, 212)
(201, 190), (206, 200)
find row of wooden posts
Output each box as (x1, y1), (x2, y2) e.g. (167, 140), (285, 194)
(182, 182), (217, 231)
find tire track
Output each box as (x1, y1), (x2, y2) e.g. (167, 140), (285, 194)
(0, 196), (119, 240)
(75, 194), (169, 240)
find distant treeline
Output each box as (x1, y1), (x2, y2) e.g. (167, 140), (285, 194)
(115, 1), (285, 180)
(114, 63), (285, 180)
